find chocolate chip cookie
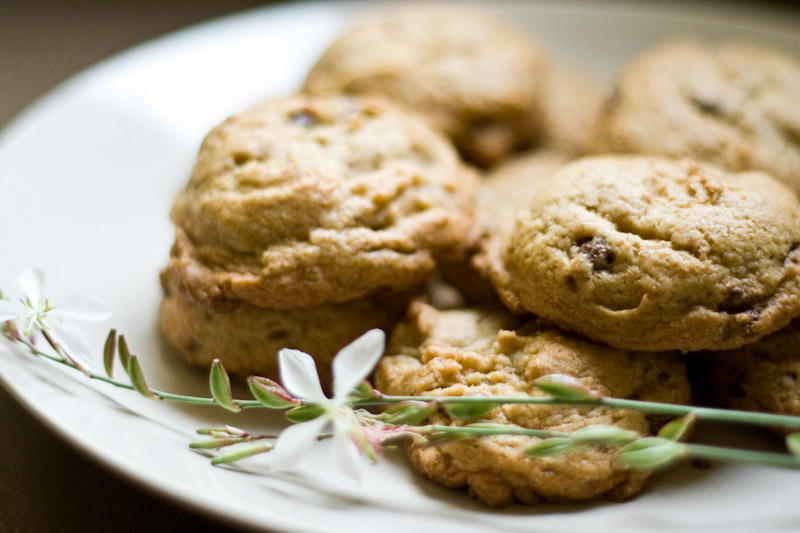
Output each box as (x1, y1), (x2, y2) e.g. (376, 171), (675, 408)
(158, 266), (407, 387)
(303, 8), (548, 168)
(594, 39), (800, 194)
(374, 301), (690, 506)
(490, 155), (800, 352)
(168, 94), (478, 311)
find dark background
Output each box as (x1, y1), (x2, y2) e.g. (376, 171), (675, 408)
(1, 1), (799, 532)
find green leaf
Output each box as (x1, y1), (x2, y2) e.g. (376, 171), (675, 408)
(379, 402), (437, 426)
(525, 438), (577, 457)
(286, 405), (326, 423)
(127, 355), (160, 400)
(348, 380), (377, 401)
(786, 433), (800, 457)
(570, 425), (640, 446)
(189, 437), (245, 449)
(248, 376), (297, 409)
(211, 442), (273, 465)
(534, 374), (600, 400)
(658, 413), (696, 442)
(118, 334), (132, 375)
(102, 329), (117, 378)
(618, 437), (687, 470)
(445, 401), (500, 421)
(210, 359), (241, 412)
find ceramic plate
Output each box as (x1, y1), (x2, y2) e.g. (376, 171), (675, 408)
(2, 2), (800, 532)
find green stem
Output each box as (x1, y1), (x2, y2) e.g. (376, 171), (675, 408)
(416, 425), (800, 471)
(358, 395), (800, 431)
(11, 333), (800, 430)
(16, 338), (263, 408)
(686, 443), (800, 469)
(418, 424), (566, 439)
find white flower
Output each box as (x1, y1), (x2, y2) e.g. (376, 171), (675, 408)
(0, 268), (113, 370)
(266, 328), (386, 481)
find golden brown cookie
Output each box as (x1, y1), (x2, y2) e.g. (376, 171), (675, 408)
(689, 317), (800, 432)
(441, 149), (572, 305)
(489, 155), (800, 352)
(303, 8), (548, 168)
(159, 266), (407, 387)
(593, 39), (800, 194)
(374, 301), (690, 506)
(477, 149), (572, 236)
(168, 94), (478, 311)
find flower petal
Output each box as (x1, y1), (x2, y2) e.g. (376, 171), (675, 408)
(0, 300), (25, 321)
(18, 268), (45, 306)
(50, 321), (94, 371)
(266, 416), (327, 472)
(333, 418), (365, 482)
(278, 349), (327, 403)
(333, 329), (385, 399)
(57, 294), (113, 321)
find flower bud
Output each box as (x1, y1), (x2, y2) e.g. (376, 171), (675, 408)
(534, 374), (601, 400)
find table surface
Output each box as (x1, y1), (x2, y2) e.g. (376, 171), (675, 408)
(2, 1), (800, 532)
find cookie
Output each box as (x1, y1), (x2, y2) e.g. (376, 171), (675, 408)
(374, 301), (690, 506)
(593, 39), (800, 194)
(490, 155), (800, 352)
(477, 149), (571, 235)
(168, 94), (478, 311)
(159, 265), (407, 387)
(538, 64), (604, 155)
(303, 8), (548, 168)
(689, 317), (800, 432)
(441, 149), (571, 305)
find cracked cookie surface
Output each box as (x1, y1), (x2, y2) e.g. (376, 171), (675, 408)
(303, 9), (548, 168)
(374, 301), (690, 506)
(168, 94), (477, 310)
(593, 39), (800, 195)
(490, 155), (800, 352)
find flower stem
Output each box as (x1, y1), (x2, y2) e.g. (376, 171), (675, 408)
(357, 395), (800, 431)
(416, 425), (800, 470)
(686, 443), (800, 469)
(418, 424), (566, 439)
(13, 337), (264, 408)
(10, 332), (800, 431)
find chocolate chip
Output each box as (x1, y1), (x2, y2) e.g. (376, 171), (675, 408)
(565, 274), (578, 291)
(232, 151), (251, 166)
(577, 237), (615, 272)
(691, 95), (722, 117)
(717, 286), (748, 314)
(289, 109), (320, 126)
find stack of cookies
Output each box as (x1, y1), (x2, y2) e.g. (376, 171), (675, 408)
(159, 5), (800, 507)
(160, 94), (478, 387)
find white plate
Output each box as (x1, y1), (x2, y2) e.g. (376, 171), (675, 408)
(2, 2), (800, 532)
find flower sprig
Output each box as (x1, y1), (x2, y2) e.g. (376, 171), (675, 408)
(5, 268), (800, 483)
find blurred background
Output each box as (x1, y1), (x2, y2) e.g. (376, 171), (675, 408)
(0, 1), (799, 532)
